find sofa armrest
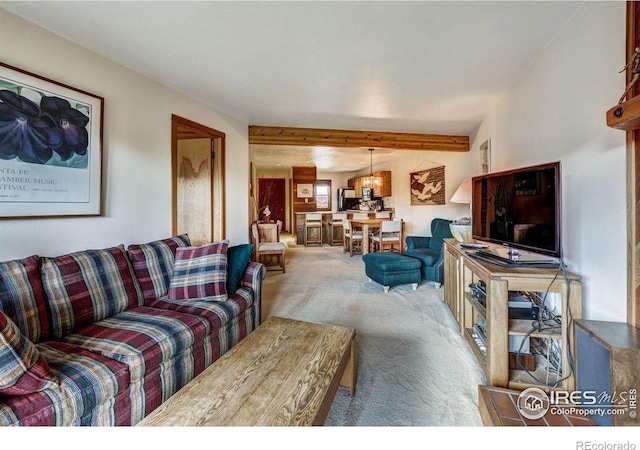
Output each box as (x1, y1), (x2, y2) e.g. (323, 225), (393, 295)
(241, 261), (267, 325)
(405, 236), (432, 250)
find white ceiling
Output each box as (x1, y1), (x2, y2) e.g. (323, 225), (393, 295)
(1, 1), (583, 171)
(252, 144), (404, 172)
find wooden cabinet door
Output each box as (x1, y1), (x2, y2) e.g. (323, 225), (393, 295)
(176, 138), (213, 246)
(172, 115), (225, 246)
(354, 178), (362, 197)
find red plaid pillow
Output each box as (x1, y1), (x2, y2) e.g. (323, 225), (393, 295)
(0, 311), (59, 395)
(0, 255), (51, 343)
(40, 246), (143, 339)
(167, 241), (229, 302)
(127, 234), (191, 302)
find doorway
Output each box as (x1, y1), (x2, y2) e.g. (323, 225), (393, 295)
(258, 178), (286, 231)
(171, 115), (225, 246)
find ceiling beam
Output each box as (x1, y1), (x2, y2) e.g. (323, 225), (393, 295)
(248, 126), (469, 152)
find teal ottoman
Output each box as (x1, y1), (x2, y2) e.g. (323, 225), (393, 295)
(362, 252), (421, 293)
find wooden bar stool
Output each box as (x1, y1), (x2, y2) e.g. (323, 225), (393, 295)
(329, 213), (347, 246)
(305, 213), (323, 246)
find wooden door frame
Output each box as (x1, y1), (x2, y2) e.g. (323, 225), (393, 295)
(171, 114), (226, 240)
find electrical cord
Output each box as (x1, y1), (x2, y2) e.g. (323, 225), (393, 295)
(514, 255), (575, 388)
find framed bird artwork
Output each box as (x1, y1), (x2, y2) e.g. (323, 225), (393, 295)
(410, 166), (445, 205)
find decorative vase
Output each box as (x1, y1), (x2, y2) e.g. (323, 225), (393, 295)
(262, 205), (272, 223)
(450, 224), (472, 242)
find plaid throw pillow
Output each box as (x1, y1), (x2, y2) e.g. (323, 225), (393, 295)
(167, 240), (229, 302)
(127, 235), (191, 302)
(0, 311), (59, 395)
(0, 255), (51, 343)
(40, 245), (143, 339)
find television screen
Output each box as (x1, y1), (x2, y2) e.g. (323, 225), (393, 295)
(471, 162), (561, 258)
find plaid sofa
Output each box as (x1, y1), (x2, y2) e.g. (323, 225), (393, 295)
(0, 235), (265, 426)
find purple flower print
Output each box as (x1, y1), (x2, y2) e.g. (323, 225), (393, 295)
(40, 96), (89, 161)
(0, 90), (62, 164)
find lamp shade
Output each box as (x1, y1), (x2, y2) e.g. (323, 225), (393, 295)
(450, 179), (472, 204)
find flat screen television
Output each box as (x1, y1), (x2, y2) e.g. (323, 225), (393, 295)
(471, 161), (561, 258)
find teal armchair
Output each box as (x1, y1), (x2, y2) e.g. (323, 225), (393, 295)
(404, 218), (453, 288)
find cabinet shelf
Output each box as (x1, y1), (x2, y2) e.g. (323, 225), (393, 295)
(509, 354), (563, 391)
(607, 95), (640, 131)
(347, 171), (392, 197)
(464, 327), (487, 368)
(508, 319), (561, 339)
(465, 293), (486, 319)
(444, 239), (582, 392)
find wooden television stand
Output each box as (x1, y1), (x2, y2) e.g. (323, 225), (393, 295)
(444, 239), (583, 392)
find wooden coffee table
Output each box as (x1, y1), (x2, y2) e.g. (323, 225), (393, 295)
(138, 316), (356, 426)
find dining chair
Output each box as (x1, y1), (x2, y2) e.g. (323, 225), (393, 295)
(350, 212), (369, 239)
(342, 218), (363, 257)
(371, 219), (404, 254)
(251, 221), (286, 273)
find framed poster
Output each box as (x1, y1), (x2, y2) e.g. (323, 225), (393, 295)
(480, 139), (491, 175)
(297, 183), (314, 198)
(0, 62), (103, 218)
(410, 166), (445, 205)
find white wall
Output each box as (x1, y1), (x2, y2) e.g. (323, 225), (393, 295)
(0, 10), (250, 260)
(471, 2), (627, 321)
(354, 152), (472, 237)
(392, 154), (472, 237)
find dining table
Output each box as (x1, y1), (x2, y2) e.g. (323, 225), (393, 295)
(349, 218), (387, 255)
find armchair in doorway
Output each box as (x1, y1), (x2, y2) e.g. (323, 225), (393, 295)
(403, 218), (453, 288)
(251, 220), (286, 273)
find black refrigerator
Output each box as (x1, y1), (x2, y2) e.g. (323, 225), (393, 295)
(337, 188), (359, 211)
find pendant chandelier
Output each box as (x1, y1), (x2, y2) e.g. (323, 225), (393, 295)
(366, 148), (378, 188)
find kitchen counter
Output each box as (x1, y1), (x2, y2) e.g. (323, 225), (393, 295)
(344, 210), (383, 213)
(293, 211), (394, 245)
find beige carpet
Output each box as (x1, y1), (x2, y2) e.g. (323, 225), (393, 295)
(261, 234), (487, 426)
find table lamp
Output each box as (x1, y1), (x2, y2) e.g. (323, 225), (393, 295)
(450, 179), (472, 242)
